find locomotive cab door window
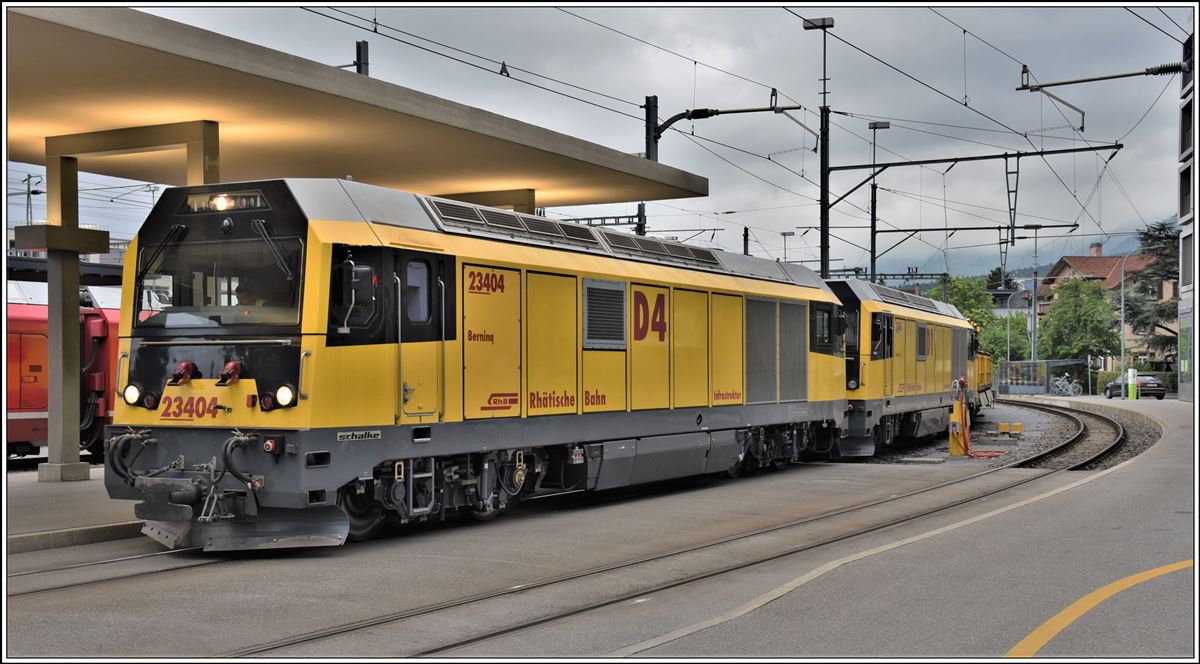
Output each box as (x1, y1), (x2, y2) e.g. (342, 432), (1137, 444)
(396, 252), (452, 422)
(810, 302), (841, 356)
(845, 307), (861, 390)
(872, 312), (894, 398)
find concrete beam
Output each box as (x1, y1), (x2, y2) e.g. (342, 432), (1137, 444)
(13, 224), (110, 253)
(437, 189), (536, 214)
(34, 121), (219, 482)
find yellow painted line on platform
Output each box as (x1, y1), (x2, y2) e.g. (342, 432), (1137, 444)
(609, 452), (1153, 657)
(1005, 559), (1193, 658)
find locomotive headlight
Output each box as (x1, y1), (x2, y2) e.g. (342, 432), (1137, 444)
(123, 383), (142, 406)
(275, 385), (296, 407)
(211, 195), (231, 211)
(847, 379), (858, 390)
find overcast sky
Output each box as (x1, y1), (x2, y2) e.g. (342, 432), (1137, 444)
(8, 4), (1195, 278)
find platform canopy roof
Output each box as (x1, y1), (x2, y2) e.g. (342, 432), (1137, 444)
(6, 7), (707, 207)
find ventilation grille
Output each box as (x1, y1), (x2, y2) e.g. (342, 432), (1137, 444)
(870, 283), (941, 314)
(689, 247), (720, 264)
(600, 230), (725, 270)
(603, 231), (641, 251)
(559, 224), (600, 244)
(634, 237), (668, 255)
(584, 279), (626, 350)
(480, 209), (524, 230)
(521, 216), (564, 237)
(432, 200), (484, 225)
(426, 197), (603, 251)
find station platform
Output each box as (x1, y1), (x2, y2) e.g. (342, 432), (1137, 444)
(5, 465), (139, 553)
(625, 394), (1196, 658)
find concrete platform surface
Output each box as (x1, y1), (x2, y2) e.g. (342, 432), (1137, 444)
(4, 396), (1193, 658)
(5, 465), (139, 552)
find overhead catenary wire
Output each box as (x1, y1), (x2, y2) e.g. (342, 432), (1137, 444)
(1157, 8), (1189, 37)
(1125, 7), (1186, 45)
(556, 8), (806, 106)
(306, 5), (853, 257)
(302, 8), (644, 122)
(783, 8), (1106, 232)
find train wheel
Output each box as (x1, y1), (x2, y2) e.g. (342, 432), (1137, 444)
(337, 487), (385, 541)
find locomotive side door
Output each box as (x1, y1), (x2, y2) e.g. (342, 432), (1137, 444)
(395, 251), (451, 423)
(873, 313), (894, 399)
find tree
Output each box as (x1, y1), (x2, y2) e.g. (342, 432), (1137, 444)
(986, 265), (1016, 291)
(980, 312), (1030, 361)
(946, 276), (996, 329)
(1039, 279), (1120, 360)
(1122, 220), (1179, 356)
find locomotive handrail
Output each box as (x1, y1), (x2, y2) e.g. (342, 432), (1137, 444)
(394, 275), (404, 423)
(136, 339), (294, 346)
(116, 351), (129, 394)
(438, 276), (446, 422)
(298, 350), (311, 400)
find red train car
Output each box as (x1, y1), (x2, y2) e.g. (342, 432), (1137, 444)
(6, 281), (121, 457)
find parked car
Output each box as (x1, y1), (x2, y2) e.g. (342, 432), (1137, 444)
(1104, 374), (1166, 400)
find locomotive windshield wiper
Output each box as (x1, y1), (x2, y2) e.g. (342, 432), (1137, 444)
(250, 218), (295, 282)
(134, 224), (188, 285)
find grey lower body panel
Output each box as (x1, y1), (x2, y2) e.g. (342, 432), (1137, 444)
(105, 399), (844, 550)
(840, 393), (955, 457)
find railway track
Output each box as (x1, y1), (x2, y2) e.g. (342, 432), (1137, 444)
(222, 399), (1122, 657)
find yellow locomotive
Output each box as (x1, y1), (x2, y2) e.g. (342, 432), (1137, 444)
(827, 280), (979, 456)
(106, 179), (849, 550)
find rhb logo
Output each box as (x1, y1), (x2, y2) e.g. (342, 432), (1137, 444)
(481, 392), (519, 411)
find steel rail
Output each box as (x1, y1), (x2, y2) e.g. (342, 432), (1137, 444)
(226, 401), (1111, 656)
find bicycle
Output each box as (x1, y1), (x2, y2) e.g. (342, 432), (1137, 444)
(1050, 373), (1083, 396)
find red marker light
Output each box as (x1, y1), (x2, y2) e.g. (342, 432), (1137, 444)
(169, 361), (197, 385)
(218, 361), (242, 386)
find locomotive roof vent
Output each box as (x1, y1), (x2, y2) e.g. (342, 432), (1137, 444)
(422, 195), (728, 273)
(423, 196), (605, 253)
(870, 282), (942, 315)
(600, 230), (725, 270)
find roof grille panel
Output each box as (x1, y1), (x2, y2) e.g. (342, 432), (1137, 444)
(689, 247), (720, 264)
(870, 283), (940, 313)
(520, 216), (564, 237)
(634, 237), (668, 255)
(432, 200), (484, 224)
(559, 224), (599, 243)
(665, 243), (694, 259)
(479, 209), (525, 230)
(603, 231), (641, 251)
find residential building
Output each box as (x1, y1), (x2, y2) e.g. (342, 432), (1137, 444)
(1035, 242), (1176, 371)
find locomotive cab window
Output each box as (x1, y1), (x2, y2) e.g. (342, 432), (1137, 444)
(810, 302), (841, 356)
(405, 260), (431, 323)
(135, 237), (303, 329)
(327, 245), (390, 346)
(871, 313), (894, 360)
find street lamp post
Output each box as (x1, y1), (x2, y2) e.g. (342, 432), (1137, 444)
(868, 121), (889, 282)
(804, 16), (834, 279)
